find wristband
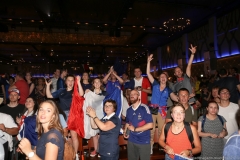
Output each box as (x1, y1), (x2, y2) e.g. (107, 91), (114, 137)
(93, 117), (97, 120)
(134, 127), (136, 132)
(223, 128), (227, 131)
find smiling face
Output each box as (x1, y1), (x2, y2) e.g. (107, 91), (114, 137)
(93, 78), (102, 89)
(25, 97), (35, 110)
(174, 67), (183, 78)
(82, 72), (89, 80)
(178, 90), (189, 105)
(171, 106), (185, 122)
(159, 73), (167, 84)
(38, 102), (55, 125)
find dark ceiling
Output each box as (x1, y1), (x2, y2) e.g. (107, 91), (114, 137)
(0, 0), (240, 68)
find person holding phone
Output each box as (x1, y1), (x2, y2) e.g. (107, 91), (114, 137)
(124, 89), (153, 160)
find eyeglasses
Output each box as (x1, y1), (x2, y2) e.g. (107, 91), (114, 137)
(104, 105), (113, 108)
(220, 92), (230, 95)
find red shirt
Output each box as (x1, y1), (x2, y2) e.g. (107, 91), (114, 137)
(141, 77), (151, 105)
(15, 80), (29, 105)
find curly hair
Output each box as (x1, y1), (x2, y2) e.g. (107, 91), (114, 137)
(37, 100), (64, 137)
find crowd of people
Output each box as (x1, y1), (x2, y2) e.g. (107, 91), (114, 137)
(0, 44), (240, 160)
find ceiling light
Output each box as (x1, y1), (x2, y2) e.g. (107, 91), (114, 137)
(85, 23), (88, 25)
(104, 24), (107, 26)
(132, 26), (136, 28)
(163, 18), (190, 33)
(31, 20), (34, 22)
(77, 22), (80, 24)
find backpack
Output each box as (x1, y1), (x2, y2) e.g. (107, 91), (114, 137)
(201, 114), (224, 132)
(164, 122), (194, 147)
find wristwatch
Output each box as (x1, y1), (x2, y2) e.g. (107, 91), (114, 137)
(28, 151), (35, 158)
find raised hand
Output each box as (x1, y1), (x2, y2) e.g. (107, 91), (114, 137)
(45, 79), (52, 86)
(189, 44), (197, 54)
(76, 75), (81, 82)
(148, 54), (153, 62)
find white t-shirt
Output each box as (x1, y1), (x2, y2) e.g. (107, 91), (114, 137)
(218, 102), (239, 139)
(134, 77), (143, 97)
(0, 142), (4, 160)
(50, 77), (58, 93)
(0, 112), (18, 151)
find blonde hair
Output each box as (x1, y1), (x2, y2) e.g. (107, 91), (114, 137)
(37, 100), (64, 137)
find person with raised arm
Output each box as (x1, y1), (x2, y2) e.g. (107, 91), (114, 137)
(146, 54), (178, 154)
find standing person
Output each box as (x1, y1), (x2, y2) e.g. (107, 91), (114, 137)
(86, 99), (121, 160)
(25, 72), (35, 98)
(197, 101), (227, 159)
(0, 89), (25, 124)
(223, 109), (240, 160)
(210, 86), (220, 103)
(35, 78), (46, 105)
(9, 71), (29, 105)
(103, 66), (123, 94)
(129, 67), (152, 105)
(84, 78), (106, 157)
(57, 68), (68, 90)
(124, 89), (153, 160)
(16, 97), (38, 148)
(81, 71), (92, 92)
(46, 75), (84, 155)
(50, 69), (60, 93)
(172, 44), (197, 104)
(122, 72), (130, 90)
(214, 68), (240, 104)
(1, 75), (14, 105)
(0, 112), (18, 160)
(146, 54), (178, 154)
(218, 87), (239, 143)
(165, 88), (198, 128)
(18, 100), (64, 160)
(159, 103), (201, 160)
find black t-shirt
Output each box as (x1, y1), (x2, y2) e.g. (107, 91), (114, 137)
(0, 104), (25, 124)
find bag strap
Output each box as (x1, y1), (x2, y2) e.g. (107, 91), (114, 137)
(202, 114), (224, 132)
(164, 122), (172, 142)
(184, 122), (194, 145)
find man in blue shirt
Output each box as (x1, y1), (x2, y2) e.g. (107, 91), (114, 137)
(124, 89), (153, 160)
(57, 68), (68, 90)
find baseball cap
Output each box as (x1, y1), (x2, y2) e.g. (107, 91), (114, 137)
(9, 89), (20, 95)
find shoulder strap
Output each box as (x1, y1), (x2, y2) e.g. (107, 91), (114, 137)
(184, 122), (194, 145)
(164, 122), (172, 142)
(190, 105), (194, 115)
(217, 115), (224, 125)
(201, 114), (207, 132)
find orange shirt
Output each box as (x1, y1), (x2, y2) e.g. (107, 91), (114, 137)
(166, 126), (192, 159)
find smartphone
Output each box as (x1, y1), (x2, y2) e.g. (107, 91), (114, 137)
(125, 128), (130, 136)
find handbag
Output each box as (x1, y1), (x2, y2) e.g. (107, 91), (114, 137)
(148, 104), (159, 115)
(64, 138), (76, 160)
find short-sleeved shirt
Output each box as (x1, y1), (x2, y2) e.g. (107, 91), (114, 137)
(0, 104), (25, 124)
(15, 79), (29, 105)
(52, 89), (73, 111)
(36, 129), (64, 160)
(166, 105), (198, 123)
(151, 80), (172, 106)
(126, 103), (153, 144)
(223, 131), (240, 160)
(106, 80), (121, 95)
(81, 82), (92, 92)
(173, 74), (195, 103)
(99, 114), (121, 157)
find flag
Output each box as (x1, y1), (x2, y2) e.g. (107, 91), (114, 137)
(68, 78), (85, 137)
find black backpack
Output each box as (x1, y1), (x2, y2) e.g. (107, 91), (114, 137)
(164, 122), (194, 147)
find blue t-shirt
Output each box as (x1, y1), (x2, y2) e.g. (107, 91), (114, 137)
(106, 80), (121, 95)
(81, 82), (92, 92)
(151, 80), (172, 106)
(126, 104), (153, 144)
(99, 114), (121, 157)
(36, 129), (64, 160)
(52, 88), (73, 111)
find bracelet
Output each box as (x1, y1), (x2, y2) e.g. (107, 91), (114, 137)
(223, 128), (227, 131)
(134, 127), (136, 132)
(93, 117), (97, 120)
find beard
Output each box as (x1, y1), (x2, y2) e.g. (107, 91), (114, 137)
(130, 98), (139, 104)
